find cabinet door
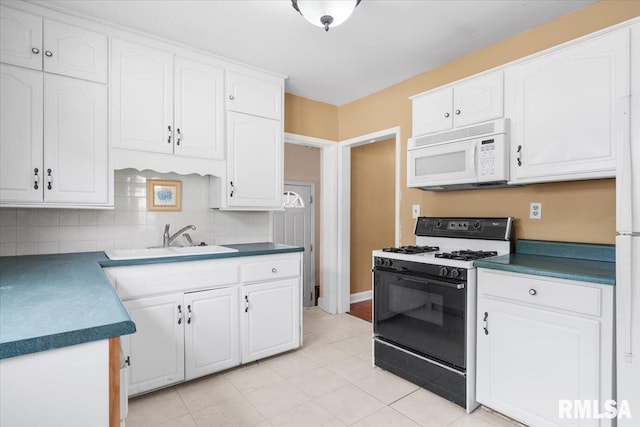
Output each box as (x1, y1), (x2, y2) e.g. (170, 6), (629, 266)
(226, 71), (282, 120)
(241, 278), (300, 363)
(122, 294), (185, 396)
(0, 64), (43, 203)
(0, 6), (42, 70)
(412, 87), (453, 136)
(453, 71), (503, 128)
(227, 112), (282, 208)
(43, 20), (107, 83)
(507, 30), (628, 184)
(477, 296), (601, 427)
(184, 287), (240, 380)
(174, 57), (224, 160)
(111, 39), (173, 154)
(43, 74), (108, 204)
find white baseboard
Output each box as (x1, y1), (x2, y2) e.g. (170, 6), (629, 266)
(317, 297), (328, 313)
(350, 290), (372, 303)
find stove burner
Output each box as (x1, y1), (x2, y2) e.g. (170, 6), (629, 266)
(382, 245), (440, 254)
(435, 250), (499, 261)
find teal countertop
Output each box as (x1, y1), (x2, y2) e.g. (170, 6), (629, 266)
(474, 239), (615, 285)
(0, 243), (303, 360)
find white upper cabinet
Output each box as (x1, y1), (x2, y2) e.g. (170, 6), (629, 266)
(412, 71), (503, 137)
(42, 19), (107, 83)
(0, 65), (109, 206)
(0, 6), (42, 70)
(226, 71), (282, 120)
(0, 6), (107, 83)
(111, 39), (225, 163)
(223, 112), (283, 209)
(0, 64), (43, 203)
(174, 57), (224, 160)
(506, 29), (629, 184)
(111, 38), (174, 155)
(43, 74), (108, 204)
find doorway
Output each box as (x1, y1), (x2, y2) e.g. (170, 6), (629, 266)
(273, 182), (316, 307)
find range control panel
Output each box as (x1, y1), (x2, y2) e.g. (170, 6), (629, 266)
(415, 217), (513, 240)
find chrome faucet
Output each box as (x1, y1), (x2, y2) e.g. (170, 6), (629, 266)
(163, 224), (196, 247)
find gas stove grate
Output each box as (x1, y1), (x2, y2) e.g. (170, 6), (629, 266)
(382, 245), (440, 254)
(434, 250), (499, 261)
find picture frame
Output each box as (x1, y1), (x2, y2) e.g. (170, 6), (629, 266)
(147, 179), (182, 211)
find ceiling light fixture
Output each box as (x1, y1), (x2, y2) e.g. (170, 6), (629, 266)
(291, 0), (361, 32)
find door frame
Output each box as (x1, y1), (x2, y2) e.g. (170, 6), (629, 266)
(284, 126), (401, 314)
(281, 180), (316, 306)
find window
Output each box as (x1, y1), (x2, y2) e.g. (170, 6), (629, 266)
(283, 191), (305, 208)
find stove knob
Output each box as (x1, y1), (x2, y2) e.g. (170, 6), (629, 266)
(435, 221), (443, 228)
(451, 269), (460, 278)
(384, 259), (393, 267)
(375, 258), (383, 267)
(439, 267), (449, 277)
(473, 221), (482, 229)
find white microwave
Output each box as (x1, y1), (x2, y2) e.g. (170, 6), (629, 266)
(407, 119), (509, 191)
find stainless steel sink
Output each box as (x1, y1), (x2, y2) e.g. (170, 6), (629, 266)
(104, 245), (238, 260)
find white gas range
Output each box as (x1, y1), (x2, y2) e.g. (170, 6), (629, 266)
(372, 217), (513, 412)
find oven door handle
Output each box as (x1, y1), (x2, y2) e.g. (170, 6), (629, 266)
(396, 274), (465, 290)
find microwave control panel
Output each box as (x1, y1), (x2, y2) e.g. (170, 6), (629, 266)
(479, 139), (496, 177)
(477, 135), (507, 182)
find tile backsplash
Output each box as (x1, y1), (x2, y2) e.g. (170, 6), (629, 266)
(0, 169), (271, 257)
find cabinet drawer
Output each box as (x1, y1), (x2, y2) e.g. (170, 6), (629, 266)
(104, 259), (239, 299)
(478, 268), (602, 317)
(241, 258), (299, 283)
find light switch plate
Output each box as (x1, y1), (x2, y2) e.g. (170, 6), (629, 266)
(530, 202), (542, 220)
(412, 205), (420, 219)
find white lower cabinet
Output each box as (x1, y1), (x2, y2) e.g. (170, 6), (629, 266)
(107, 253), (302, 396)
(184, 287), (240, 380)
(241, 278), (300, 363)
(122, 287), (239, 396)
(122, 293), (185, 396)
(476, 268), (614, 427)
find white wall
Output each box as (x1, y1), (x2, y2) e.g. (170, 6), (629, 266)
(0, 169), (270, 256)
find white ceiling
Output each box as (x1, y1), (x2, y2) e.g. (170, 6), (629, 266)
(30, 0), (595, 106)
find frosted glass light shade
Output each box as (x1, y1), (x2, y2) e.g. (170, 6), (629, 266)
(294, 1), (359, 31)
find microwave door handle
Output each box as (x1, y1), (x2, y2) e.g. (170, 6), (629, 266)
(472, 143), (478, 176)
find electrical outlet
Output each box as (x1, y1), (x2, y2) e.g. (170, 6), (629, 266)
(412, 205), (420, 219)
(530, 202), (542, 220)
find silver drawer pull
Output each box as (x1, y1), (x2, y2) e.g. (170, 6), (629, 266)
(272, 268), (277, 273)
(529, 289), (537, 296)
(32, 47), (40, 54)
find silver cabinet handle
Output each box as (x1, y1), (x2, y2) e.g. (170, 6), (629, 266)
(46, 169), (52, 190)
(517, 145), (522, 167)
(187, 304), (192, 324)
(31, 47), (40, 54)
(177, 304), (183, 325)
(444, 112), (450, 118)
(244, 295), (249, 313)
(33, 168), (39, 190)
(230, 181), (235, 198)
(529, 289), (537, 296)
(229, 95), (235, 100)
(483, 312), (489, 335)
(167, 125), (172, 144)
(455, 109), (461, 115)
(176, 128), (182, 146)
(272, 268), (277, 273)
(45, 51), (53, 57)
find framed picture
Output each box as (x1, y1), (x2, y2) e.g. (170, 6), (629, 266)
(147, 179), (182, 211)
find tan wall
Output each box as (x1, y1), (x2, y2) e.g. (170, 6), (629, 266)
(338, 0), (640, 246)
(284, 143), (322, 287)
(350, 138), (396, 295)
(284, 93), (339, 141)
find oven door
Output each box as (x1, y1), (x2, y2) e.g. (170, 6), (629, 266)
(373, 268), (466, 369)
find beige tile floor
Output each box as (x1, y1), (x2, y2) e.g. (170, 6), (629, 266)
(126, 307), (520, 427)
